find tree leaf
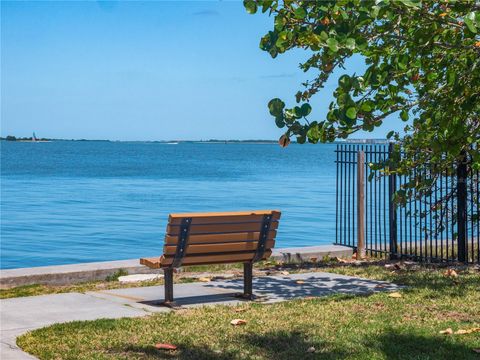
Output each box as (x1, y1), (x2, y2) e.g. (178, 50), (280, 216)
(155, 343), (178, 350)
(278, 134), (291, 148)
(326, 38), (338, 52)
(443, 269), (458, 278)
(345, 38), (356, 50)
(268, 98), (285, 116)
(338, 75), (351, 90)
(294, 7), (307, 19)
(464, 12), (477, 33)
(439, 328), (453, 335)
(243, 0), (257, 14)
(300, 103), (312, 116)
(275, 115), (286, 128)
(346, 107), (357, 120)
(388, 292), (402, 298)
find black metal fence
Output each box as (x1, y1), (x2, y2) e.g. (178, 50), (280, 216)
(335, 143), (479, 264)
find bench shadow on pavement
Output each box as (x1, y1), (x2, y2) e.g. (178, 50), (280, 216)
(139, 292), (242, 307)
(139, 275), (398, 307)
(205, 275), (398, 300)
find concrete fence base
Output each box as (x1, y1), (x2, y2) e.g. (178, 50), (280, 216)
(0, 245), (353, 288)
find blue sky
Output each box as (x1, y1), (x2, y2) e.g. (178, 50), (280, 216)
(1, 1), (400, 141)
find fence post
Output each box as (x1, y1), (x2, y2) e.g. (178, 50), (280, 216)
(388, 143), (398, 259)
(457, 151), (467, 263)
(357, 150), (365, 259)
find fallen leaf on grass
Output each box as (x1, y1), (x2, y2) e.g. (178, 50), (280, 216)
(230, 319), (247, 326)
(439, 328), (453, 335)
(155, 343), (177, 350)
(198, 277), (211, 282)
(385, 263), (403, 270)
(306, 346), (316, 353)
(388, 292), (402, 298)
(295, 280), (305, 284)
(281, 271), (290, 275)
(443, 269), (458, 278)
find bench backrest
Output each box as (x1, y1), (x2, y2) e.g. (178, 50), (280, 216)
(160, 210), (281, 268)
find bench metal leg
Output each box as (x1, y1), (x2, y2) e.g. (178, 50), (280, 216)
(243, 262), (253, 300)
(163, 268), (175, 306)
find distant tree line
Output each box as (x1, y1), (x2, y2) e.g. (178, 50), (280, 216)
(1, 135), (50, 141)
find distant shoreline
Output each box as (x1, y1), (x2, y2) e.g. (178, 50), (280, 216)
(1, 138), (388, 144)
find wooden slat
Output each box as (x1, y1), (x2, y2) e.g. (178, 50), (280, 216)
(167, 221), (279, 236)
(140, 257), (162, 269)
(163, 240), (275, 255)
(168, 211), (281, 225)
(160, 250), (272, 267)
(164, 230), (277, 245)
(169, 209), (280, 220)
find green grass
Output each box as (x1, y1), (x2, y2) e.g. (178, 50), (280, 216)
(16, 265), (480, 359)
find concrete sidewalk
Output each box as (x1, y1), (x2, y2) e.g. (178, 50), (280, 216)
(1, 271), (400, 360)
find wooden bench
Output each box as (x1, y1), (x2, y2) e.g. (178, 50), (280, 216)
(140, 210), (281, 306)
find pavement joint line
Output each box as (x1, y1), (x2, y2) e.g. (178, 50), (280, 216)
(92, 290), (145, 302)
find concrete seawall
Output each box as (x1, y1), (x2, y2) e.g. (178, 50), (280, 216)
(0, 245), (353, 288)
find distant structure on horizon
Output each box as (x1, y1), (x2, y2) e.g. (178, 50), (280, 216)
(342, 138), (389, 144)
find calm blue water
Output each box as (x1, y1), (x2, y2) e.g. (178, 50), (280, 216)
(0, 141), (337, 269)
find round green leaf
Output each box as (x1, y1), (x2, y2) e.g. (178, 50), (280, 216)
(268, 98), (285, 116)
(294, 7), (307, 19)
(345, 38), (356, 50)
(326, 38), (338, 52)
(465, 12), (477, 33)
(338, 75), (351, 90)
(275, 115), (286, 128)
(300, 103), (312, 116)
(244, 0), (257, 14)
(346, 107), (357, 120)
(361, 100), (374, 112)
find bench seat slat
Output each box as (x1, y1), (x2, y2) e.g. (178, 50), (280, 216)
(167, 221), (279, 236)
(159, 250), (272, 267)
(164, 230), (276, 245)
(168, 212), (281, 225)
(163, 240), (275, 255)
(140, 257), (162, 269)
